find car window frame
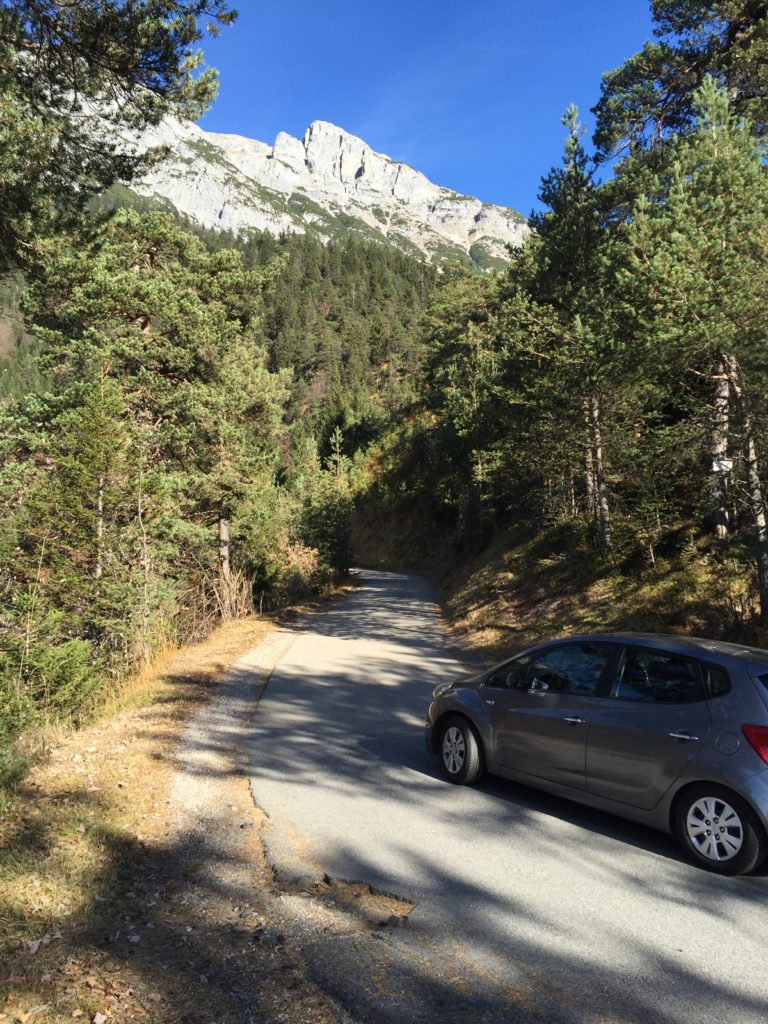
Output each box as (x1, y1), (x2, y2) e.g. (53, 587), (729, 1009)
(482, 652), (533, 690)
(699, 660), (732, 699)
(605, 644), (708, 705)
(483, 641), (621, 696)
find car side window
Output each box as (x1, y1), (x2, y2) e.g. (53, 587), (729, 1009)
(611, 649), (704, 703)
(702, 663), (731, 698)
(525, 643), (612, 697)
(485, 655), (532, 689)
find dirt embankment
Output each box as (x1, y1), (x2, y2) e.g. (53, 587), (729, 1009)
(353, 495), (765, 664)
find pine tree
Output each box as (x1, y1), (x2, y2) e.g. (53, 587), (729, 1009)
(622, 79), (768, 617)
(299, 426), (354, 579)
(498, 108), (623, 549)
(423, 268), (502, 545)
(17, 210), (288, 658)
(594, 1), (768, 159)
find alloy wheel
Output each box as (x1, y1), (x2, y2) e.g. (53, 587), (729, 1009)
(442, 726), (466, 775)
(685, 796), (744, 862)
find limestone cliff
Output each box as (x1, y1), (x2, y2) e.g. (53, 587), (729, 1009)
(123, 117), (528, 267)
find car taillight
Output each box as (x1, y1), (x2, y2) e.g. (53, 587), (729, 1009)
(742, 724), (768, 764)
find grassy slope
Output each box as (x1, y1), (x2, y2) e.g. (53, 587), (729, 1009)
(443, 525), (763, 663)
(353, 500), (763, 666)
(0, 617), (268, 1023)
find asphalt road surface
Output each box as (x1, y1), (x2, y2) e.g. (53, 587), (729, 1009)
(248, 569), (768, 1024)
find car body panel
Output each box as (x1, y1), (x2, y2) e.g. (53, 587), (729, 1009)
(426, 684), (496, 764)
(489, 689), (599, 790)
(585, 699), (711, 809)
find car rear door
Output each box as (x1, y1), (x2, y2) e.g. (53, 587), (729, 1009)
(486, 642), (618, 792)
(586, 645), (711, 810)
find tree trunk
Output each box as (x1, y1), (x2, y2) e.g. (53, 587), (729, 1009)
(95, 473), (104, 579)
(219, 515), (233, 620)
(723, 353), (768, 623)
(709, 353), (730, 540)
(568, 469), (577, 518)
(588, 391), (612, 551)
(138, 465), (150, 658)
(584, 400), (596, 520)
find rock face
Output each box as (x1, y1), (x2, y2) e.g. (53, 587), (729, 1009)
(124, 117), (528, 267)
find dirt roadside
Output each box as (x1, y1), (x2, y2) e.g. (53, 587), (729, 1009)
(0, 603), (408, 1024)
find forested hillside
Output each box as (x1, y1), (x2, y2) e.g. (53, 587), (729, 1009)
(5, 0), (768, 777)
(356, 3), (768, 651)
(0, 214), (438, 753)
(0, 1), (436, 765)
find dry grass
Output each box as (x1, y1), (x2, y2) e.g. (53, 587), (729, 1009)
(441, 524), (765, 665)
(0, 582), (367, 1024)
(0, 614), (307, 1024)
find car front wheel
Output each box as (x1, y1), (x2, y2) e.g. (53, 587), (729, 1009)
(675, 784), (768, 876)
(439, 715), (484, 785)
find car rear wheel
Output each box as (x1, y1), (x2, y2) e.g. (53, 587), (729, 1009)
(675, 784), (768, 876)
(439, 715), (484, 785)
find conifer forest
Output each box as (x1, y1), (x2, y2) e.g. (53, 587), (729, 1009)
(4, 1), (768, 773)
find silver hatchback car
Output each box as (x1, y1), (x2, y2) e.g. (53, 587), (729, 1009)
(426, 633), (768, 875)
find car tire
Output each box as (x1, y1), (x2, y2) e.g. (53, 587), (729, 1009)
(675, 783), (768, 876)
(439, 715), (484, 785)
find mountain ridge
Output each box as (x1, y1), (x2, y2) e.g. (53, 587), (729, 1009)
(121, 116), (529, 267)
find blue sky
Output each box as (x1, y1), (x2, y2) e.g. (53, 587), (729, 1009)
(198, 1), (654, 215)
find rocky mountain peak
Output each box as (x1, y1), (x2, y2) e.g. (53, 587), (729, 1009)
(121, 116), (528, 268)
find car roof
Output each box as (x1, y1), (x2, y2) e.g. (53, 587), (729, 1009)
(487, 634), (768, 675)
(518, 626), (768, 667)
(544, 632), (768, 670)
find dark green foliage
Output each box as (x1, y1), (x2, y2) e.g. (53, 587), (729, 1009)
(380, 82), (768, 625)
(420, 268), (503, 548)
(594, 1), (768, 158)
(0, 273), (43, 400)
(234, 229), (438, 455)
(90, 194), (440, 462)
(0, 206), (441, 746)
(619, 80), (768, 614)
(300, 476), (354, 579)
(0, 210), (290, 740)
(420, 111), (624, 551)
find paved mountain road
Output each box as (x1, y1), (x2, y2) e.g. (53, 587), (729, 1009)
(247, 570), (767, 1024)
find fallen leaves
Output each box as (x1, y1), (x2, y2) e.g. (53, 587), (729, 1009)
(23, 933), (61, 957)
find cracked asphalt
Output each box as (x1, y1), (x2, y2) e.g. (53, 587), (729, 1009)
(247, 569), (768, 1024)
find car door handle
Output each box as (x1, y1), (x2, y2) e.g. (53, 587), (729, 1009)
(668, 731), (699, 742)
(485, 700), (495, 706)
(563, 716), (586, 725)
